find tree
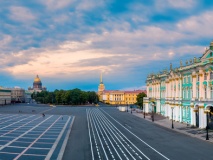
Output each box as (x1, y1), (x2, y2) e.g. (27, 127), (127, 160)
(88, 91), (98, 104)
(136, 92), (147, 109)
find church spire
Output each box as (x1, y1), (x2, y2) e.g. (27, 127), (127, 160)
(100, 72), (103, 84)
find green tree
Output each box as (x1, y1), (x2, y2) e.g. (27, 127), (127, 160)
(136, 92), (147, 109)
(88, 91), (98, 104)
(70, 88), (82, 105)
(80, 91), (88, 104)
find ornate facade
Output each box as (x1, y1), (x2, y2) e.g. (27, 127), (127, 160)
(143, 41), (213, 129)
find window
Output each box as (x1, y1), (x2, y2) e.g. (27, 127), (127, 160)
(204, 87), (207, 99)
(210, 52), (212, 57)
(188, 76), (191, 83)
(197, 87), (199, 98)
(211, 87), (213, 99)
(184, 77), (186, 83)
(210, 72), (213, 80)
(204, 73), (207, 80)
(191, 88), (193, 99)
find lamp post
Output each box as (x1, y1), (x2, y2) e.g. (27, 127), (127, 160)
(144, 104), (145, 119)
(206, 110), (210, 140)
(171, 107), (174, 129)
(127, 103), (128, 112)
(151, 103), (154, 122)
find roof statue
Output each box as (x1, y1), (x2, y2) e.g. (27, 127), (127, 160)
(180, 60), (183, 67)
(185, 60), (188, 65)
(170, 63), (172, 70)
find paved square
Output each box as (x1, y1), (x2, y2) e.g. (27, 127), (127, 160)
(0, 114), (74, 160)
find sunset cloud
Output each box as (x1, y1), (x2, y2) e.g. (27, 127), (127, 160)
(0, 0), (212, 90)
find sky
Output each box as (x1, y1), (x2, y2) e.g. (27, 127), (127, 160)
(1, 0), (213, 91)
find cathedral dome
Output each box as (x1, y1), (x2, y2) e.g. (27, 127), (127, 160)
(34, 75), (41, 83)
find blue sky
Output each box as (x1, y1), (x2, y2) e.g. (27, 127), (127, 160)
(0, 0), (213, 91)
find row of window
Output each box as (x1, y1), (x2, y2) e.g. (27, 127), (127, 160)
(150, 86), (213, 99)
(114, 94), (137, 97)
(114, 98), (136, 101)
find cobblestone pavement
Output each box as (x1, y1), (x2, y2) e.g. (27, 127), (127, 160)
(123, 107), (213, 143)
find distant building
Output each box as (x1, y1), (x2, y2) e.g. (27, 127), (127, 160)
(25, 90), (32, 103)
(10, 87), (25, 103)
(97, 73), (146, 105)
(0, 87), (11, 105)
(102, 90), (146, 105)
(28, 75), (47, 93)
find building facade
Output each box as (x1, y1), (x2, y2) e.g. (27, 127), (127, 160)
(143, 41), (213, 129)
(10, 87), (25, 103)
(25, 90), (32, 103)
(97, 73), (146, 105)
(102, 90), (146, 105)
(0, 87), (11, 105)
(28, 75), (47, 93)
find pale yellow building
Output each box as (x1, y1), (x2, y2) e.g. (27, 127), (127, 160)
(97, 73), (146, 105)
(102, 90), (145, 105)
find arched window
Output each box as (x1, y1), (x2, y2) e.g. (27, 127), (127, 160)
(204, 87), (207, 99)
(210, 72), (213, 80)
(196, 86), (199, 98)
(197, 75), (200, 81)
(204, 73), (207, 80)
(211, 86), (213, 99)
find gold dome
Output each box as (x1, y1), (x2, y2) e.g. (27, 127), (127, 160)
(34, 75), (41, 83)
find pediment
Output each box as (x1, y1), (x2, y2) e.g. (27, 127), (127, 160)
(201, 49), (213, 60)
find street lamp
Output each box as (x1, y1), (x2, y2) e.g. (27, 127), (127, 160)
(171, 107), (174, 129)
(151, 103), (154, 122)
(144, 104), (145, 119)
(206, 110), (210, 140)
(126, 103), (128, 112)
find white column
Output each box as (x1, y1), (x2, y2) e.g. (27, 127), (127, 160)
(207, 71), (210, 99)
(199, 107), (204, 128)
(175, 79), (178, 99)
(192, 74), (196, 98)
(179, 106), (182, 122)
(193, 111), (197, 126)
(179, 78), (182, 98)
(147, 85), (149, 97)
(165, 104), (168, 117)
(168, 105), (171, 119)
(199, 70), (204, 100)
(175, 106), (179, 121)
(203, 112), (207, 128)
(190, 107), (194, 125)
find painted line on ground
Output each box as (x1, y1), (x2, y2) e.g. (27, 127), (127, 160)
(57, 116), (75, 160)
(96, 109), (148, 160)
(93, 109), (122, 160)
(101, 109), (170, 160)
(13, 116), (62, 160)
(0, 116), (53, 151)
(45, 116), (70, 160)
(86, 109), (94, 160)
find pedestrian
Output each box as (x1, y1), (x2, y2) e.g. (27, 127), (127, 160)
(42, 113), (45, 117)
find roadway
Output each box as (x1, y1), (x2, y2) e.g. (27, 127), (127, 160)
(0, 104), (212, 160)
